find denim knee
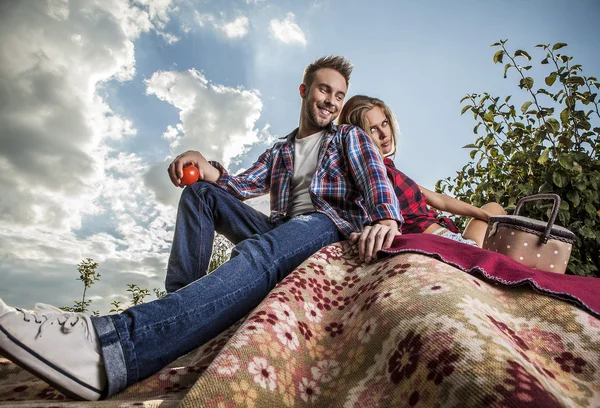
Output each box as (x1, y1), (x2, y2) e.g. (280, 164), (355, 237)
(182, 180), (219, 201)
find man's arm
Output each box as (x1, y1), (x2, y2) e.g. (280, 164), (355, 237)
(343, 126), (403, 262)
(167, 148), (274, 199)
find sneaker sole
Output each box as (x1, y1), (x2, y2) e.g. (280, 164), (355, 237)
(0, 324), (102, 401)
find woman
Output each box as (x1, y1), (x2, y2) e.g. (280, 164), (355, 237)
(338, 95), (505, 251)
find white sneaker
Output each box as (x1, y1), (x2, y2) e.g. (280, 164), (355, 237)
(0, 299), (107, 400)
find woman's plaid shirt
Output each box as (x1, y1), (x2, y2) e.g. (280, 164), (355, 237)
(383, 158), (459, 234)
(211, 124), (403, 237)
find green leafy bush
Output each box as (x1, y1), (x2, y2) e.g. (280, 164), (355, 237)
(438, 40), (600, 277)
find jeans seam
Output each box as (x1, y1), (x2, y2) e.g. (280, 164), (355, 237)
(132, 275), (267, 337)
(271, 220), (339, 268)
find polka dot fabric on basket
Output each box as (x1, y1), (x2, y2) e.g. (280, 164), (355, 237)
(483, 226), (573, 273)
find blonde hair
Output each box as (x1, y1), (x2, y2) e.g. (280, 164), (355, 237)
(338, 95), (398, 156)
(303, 56), (353, 89)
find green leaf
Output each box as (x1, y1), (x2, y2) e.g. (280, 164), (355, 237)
(572, 162), (583, 173)
(558, 154), (573, 169)
(585, 203), (597, 216)
(538, 183), (553, 193)
(566, 76), (585, 86)
(552, 42), (568, 51)
(461, 105), (471, 115)
(546, 118), (560, 132)
(521, 101), (532, 114)
(580, 226), (596, 239)
(541, 58), (549, 64)
(538, 148), (550, 165)
(519, 77), (534, 90)
(514, 50), (531, 61)
(503, 63), (512, 78)
(462, 144), (477, 149)
(560, 108), (570, 124)
(574, 178), (587, 191)
(552, 171), (569, 188)
(490, 42), (501, 47)
(567, 190), (580, 207)
(483, 111), (495, 122)
(493, 50), (504, 64)
(545, 72), (557, 86)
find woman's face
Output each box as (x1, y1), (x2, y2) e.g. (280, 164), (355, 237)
(365, 106), (393, 155)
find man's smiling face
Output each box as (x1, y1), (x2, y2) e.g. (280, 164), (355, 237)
(300, 68), (347, 134)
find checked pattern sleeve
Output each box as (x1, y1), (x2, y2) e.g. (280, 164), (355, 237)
(210, 148), (273, 200)
(343, 126), (403, 227)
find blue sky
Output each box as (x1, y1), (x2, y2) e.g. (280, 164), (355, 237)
(0, 0), (598, 313)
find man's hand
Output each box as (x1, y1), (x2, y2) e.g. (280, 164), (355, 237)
(168, 150), (220, 187)
(350, 219), (399, 263)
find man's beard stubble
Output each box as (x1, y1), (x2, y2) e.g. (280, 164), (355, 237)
(304, 100), (335, 131)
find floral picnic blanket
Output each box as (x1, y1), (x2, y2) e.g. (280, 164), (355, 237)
(1, 240), (599, 407)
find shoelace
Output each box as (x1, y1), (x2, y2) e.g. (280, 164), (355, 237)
(16, 304), (96, 342)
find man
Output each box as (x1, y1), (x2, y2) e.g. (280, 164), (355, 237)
(0, 56), (402, 401)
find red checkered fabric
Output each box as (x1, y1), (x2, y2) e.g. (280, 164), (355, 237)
(384, 158), (459, 234)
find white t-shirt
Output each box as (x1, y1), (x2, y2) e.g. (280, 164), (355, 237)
(287, 130), (325, 217)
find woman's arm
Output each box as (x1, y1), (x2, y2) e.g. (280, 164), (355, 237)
(420, 186), (492, 222)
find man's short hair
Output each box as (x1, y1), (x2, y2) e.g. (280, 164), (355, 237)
(303, 56), (353, 89)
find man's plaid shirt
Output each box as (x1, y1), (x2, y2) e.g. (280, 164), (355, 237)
(210, 124), (403, 237)
(384, 157), (459, 234)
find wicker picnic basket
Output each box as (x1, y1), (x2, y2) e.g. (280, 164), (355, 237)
(482, 194), (576, 273)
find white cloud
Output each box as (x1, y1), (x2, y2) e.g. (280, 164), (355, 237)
(221, 16), (249, 39)
(134, 0), (178, 29)
(157, 30), (180, 44)
(269, 13), (306, 45)
(0, 0), (179, 313)
(144, 69), (264, 206)
(194, 12), (215, 27)
(0, 1), (155, 232)
(45, 0), (70, 21)
(194, 12), (250, 39)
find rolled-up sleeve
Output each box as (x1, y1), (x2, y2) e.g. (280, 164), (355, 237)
(209, 148), (273, 200)
(343, 126), (404, 228)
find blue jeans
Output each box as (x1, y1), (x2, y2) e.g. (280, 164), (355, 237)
(91, 182), (343, 397)
(165, 181), (281, 292)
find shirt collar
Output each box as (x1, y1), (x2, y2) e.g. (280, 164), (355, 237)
(282, 123), (338, 143)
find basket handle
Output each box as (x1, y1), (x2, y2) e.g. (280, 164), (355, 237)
(514, 194), (561, 244)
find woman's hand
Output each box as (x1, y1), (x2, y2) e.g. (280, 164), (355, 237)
(350, 219), (399, 263)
